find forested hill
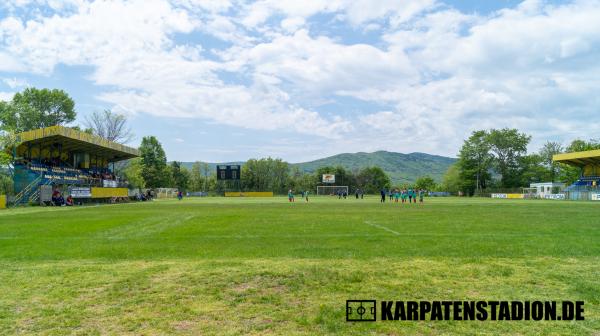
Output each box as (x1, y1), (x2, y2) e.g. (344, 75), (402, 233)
(293, 151), (456, 184)
(179, 151), (456, 185)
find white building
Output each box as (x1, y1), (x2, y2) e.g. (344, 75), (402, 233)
(529, 182), (565, 198)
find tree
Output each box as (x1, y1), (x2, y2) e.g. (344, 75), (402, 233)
(123, 158), (145, 189)
(139, 136), (168, 188)
(566, 139), (600, 152)
(0, 131), (17, 195)
(0, 131), (17, 166)
(486, 128), (531, 188)
(242, 158), (290, 193)
(84, 109), (134, 143)
(415, 175), (437, 191)
(189, 162), (202, 191)
(356, 166), (390, 193)
(441, 163), (461, 194)
(0, 88), (76, 132)
(457, 130), (492, 195)
(519, 153), (551, 185)
(170, 161), (190, 191)
(538, 141), (563, 182)
(288, 166), (316, 193)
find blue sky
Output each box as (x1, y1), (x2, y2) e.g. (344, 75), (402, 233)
(1, 0), (599, 163)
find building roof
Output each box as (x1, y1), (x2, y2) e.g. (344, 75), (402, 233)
(15, 125), (139, 161)
(529, 182), (565, 187)
(553, 149), (600, 167)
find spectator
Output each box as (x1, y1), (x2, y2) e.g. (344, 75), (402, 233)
(52, 191), (64, 206)
(65, 195), (74, 206)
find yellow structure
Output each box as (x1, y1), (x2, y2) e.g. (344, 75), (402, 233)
(553, 149), (600, 176)
(10, 126), (140, 205)
(15, 125), (139, 162)
(0, 195), (6, 209)
(91, 188), (128, 198)
(224, 191), (274, 197)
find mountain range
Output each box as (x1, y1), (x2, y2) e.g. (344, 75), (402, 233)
(179, 151), (456, 185)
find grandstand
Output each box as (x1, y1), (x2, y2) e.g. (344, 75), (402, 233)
(553, 149), (600, 200)
(11, 125), (139, 205)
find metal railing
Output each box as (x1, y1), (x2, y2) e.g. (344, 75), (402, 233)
(12, 175), (43, 206)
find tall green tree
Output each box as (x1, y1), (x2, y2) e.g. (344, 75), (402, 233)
(441, 163), (461, 194)
(123, 158), (145, 189)
(242, 158), (290, 193)
(414, 175), (437, 191)
(189, 162), (203, 191)
(170, 161), (190, 191)
(519, 153), (550, 185)
(288, 166), (316, 193)
(486, 128), (531, 188)
(457, 130), (492, 195)
(539, 141), (563, 182)
(0, 88), (76, 132)
(139, 136), (168, 188)
(355, 166), (390, 193)
(0, 131), (17, 195)
(566, 139), (600, 152)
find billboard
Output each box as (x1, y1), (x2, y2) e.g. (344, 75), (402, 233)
(322, 174), (335, 183)
(103, 180), (118, 188)
(544, 194), (565, 200)
(491, 193), (524, 199)
(70, 187), (92, 198)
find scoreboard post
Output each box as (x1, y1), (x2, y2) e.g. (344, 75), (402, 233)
(216, 165), (241, 193)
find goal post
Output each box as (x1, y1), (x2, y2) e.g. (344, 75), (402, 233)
(316, 185), (349, 196)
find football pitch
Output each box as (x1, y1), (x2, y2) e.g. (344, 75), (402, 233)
(0, 197), (598, 335)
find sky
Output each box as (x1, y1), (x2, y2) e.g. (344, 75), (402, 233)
(1, 0), (599, 163)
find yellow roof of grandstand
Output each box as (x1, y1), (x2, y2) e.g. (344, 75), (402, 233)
(552, 149), (600, 167)
(16, 125), (139, 161)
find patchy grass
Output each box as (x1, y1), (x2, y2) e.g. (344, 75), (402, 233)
(0, 197), (598, 334)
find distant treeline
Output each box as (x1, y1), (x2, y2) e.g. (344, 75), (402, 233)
(124, 129), (598, 196)
(126, 156), (397, 194)
(124, 143), (445, 194)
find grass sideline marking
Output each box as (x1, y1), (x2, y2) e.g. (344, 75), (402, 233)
(364, 220), (401, 236)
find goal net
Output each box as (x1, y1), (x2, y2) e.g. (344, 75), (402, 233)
(316, 185), (349, 196)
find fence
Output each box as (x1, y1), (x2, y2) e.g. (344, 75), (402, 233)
(563, 185), (600, 201)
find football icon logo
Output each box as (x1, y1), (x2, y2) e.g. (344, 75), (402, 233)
(346, 300), (377, 322)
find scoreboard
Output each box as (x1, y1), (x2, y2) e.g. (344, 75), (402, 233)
(216, 165), (241, 180)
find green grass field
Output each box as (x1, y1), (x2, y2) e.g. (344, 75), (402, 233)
(0, 197), (598, 335)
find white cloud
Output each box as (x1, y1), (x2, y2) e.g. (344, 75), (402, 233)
(1, 0), (600, 158)
(0, 92), (14, 102)
(2, 77), (29, 89)
(235, 29), (417, 95)
(239, 0), (437, 29)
